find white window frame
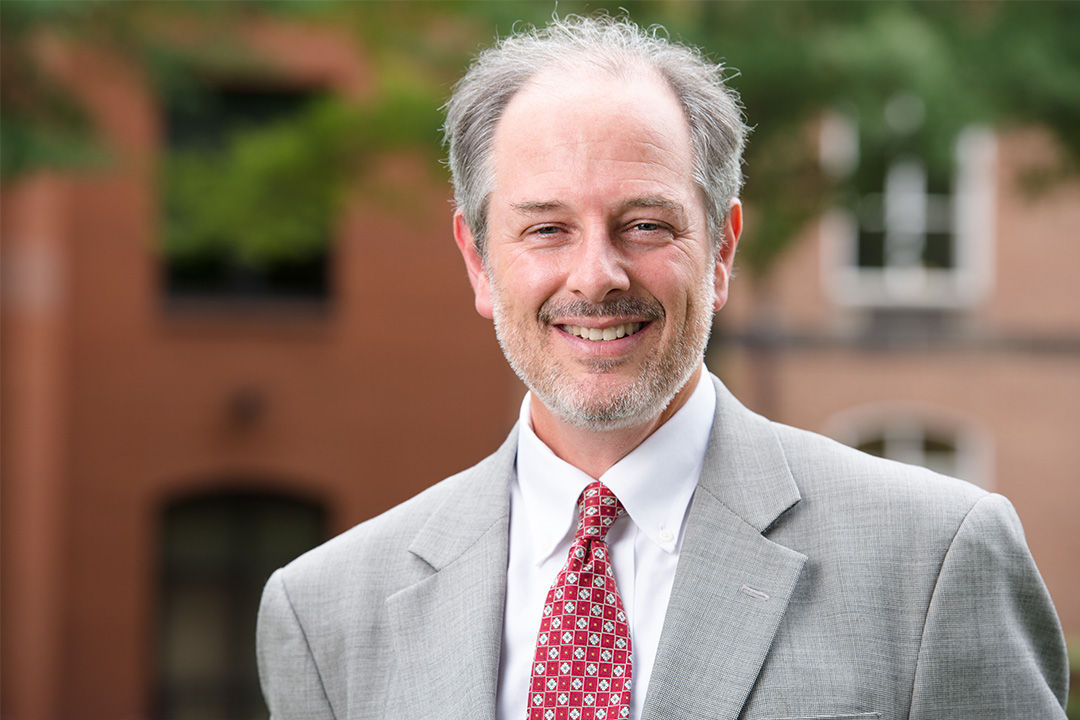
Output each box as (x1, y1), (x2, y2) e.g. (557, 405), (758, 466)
(820, 114), (997, 309)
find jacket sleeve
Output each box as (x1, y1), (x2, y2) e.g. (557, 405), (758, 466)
(908, 492), (1069, 718)
(257, 569), (338, 720)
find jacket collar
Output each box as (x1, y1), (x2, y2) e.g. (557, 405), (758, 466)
(699, 375), (802, 532)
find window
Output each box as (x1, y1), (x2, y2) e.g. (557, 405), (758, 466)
(162, 87), (332, 304)
(827, 407), (991, 489)
(156, 491), (327, 720)
(820, 95), (996, 308)
(855, 423), (961, 478)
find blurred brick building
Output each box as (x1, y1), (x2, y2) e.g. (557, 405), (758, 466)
(1, 24), (523, 720)
(3, 20), (1077, 720)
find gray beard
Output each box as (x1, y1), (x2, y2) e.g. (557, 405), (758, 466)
(492, 285), (714, 431)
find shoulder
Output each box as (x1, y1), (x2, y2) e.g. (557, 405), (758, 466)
(774, 420), (986, 509)
(766, 420), (1015, 575)
(273, 432), (515, 604)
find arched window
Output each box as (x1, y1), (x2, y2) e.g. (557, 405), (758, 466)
(156, 490), (327, 720)
(827, 407), (991, 489)
(853, 421), (961, 478)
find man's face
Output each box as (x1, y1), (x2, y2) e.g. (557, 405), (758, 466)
(455, 68), (740, 431)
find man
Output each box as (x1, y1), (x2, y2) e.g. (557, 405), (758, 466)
(257, 16), (1069, 719)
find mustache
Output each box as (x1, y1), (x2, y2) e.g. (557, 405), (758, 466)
(538, 295), (664, 324)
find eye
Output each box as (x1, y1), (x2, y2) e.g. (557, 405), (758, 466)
(525, 223), (569, 243)
(621, 219), (677, 248)
(625, 220), (674, 240)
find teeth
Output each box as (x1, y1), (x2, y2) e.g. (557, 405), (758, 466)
(564, 322), (643, 342)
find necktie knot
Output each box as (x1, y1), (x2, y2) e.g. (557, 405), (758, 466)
(576, 481), (624, 543)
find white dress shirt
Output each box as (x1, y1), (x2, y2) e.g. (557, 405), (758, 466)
(496, 373), (716, 720)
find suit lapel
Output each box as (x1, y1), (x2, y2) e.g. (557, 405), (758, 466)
(642, 377), (807, 720)
(385, 429), (518, 720)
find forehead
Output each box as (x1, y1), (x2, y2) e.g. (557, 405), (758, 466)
(490, 67), (696, 204)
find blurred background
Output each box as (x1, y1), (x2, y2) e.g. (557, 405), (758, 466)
(2, 1), (1077, 718)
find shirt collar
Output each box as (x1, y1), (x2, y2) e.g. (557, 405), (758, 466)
(515, 372), (716, 564)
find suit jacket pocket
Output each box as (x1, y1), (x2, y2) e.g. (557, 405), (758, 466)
(763, 715), (880, 720)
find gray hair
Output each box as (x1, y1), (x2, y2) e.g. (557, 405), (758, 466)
(443, 14), (749, 257)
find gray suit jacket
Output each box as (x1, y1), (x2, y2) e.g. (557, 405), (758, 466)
(257, 376), (1069, 719)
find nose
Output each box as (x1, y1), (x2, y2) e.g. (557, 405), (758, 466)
(565, 226), (630, 304)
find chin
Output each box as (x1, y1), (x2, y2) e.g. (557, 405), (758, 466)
(537, 380), (678, 432)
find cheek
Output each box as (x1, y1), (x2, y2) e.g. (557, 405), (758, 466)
(638, 260), (702, 306)
(497, 253), (568, 301)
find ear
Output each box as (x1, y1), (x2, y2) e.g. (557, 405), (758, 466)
(453, 210), (494, 319)
(712, 198), (742, 312)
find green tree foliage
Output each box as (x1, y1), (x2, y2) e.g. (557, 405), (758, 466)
(0, 0), (270, 180)
(163, 86), (442, 267)
(1, 1), (107, 178)
(2, 0), (446, 268)
(5, 1), (1079, 279)
(165, 98), (353, 267)
(624, 0), (1080, 278)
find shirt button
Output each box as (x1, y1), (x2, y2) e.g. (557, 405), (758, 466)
(658, 529), (674, 543)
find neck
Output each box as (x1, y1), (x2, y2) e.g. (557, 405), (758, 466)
(529, 365), (703, 479)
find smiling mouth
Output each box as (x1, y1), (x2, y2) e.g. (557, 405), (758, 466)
(560, 322), (644, 342)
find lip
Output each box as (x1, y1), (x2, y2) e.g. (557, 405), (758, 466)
(559, 320), (644, 342)
(554, 319), (653, 355)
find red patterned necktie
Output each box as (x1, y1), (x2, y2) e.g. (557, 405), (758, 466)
(528, 481), (632, 720)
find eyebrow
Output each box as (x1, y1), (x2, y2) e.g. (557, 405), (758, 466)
(511, 201), (566, 215)
(621, 196), (686, 218)
(510, 196), (687, 217)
